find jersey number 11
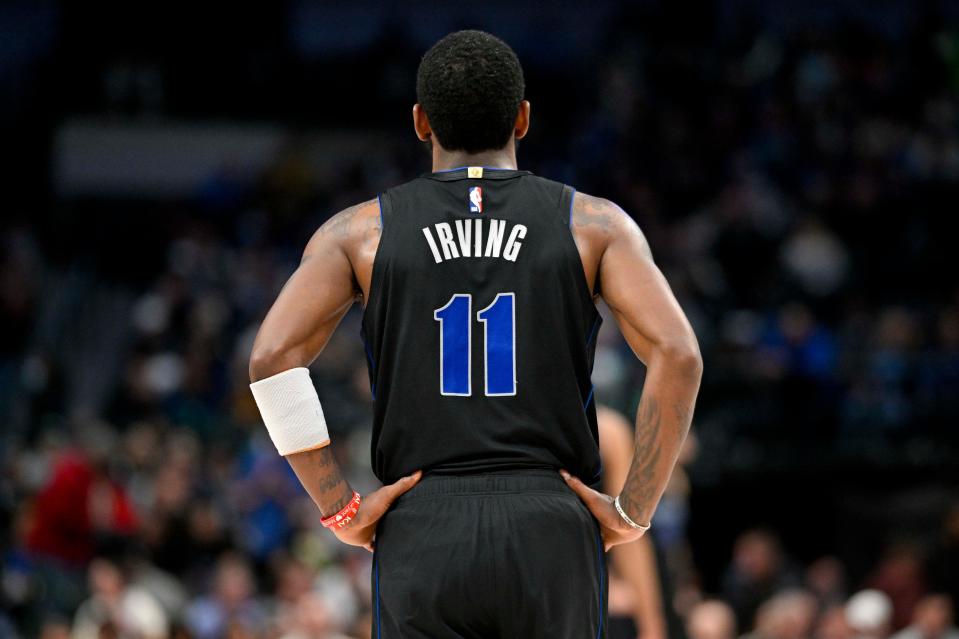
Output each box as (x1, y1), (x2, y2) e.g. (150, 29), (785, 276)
(433, 293), (516, 397)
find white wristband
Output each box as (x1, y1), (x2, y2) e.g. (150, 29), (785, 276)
(614, 496), (651, 532)
(249, 367), (330, 456)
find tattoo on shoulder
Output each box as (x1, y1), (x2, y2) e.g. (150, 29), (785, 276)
(572, 194), (643, 239)
(320, 204), (360, 239)
(318, 199), (380, 240)
(572, 194), (615, 233)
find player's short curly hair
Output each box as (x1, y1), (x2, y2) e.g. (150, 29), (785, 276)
(416, 30), (525, 154)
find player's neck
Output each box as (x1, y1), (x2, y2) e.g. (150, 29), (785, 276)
(431, 144), (518, 172)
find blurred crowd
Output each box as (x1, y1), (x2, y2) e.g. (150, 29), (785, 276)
(678, 524), (959, 639)
(3, 2), (959, 638)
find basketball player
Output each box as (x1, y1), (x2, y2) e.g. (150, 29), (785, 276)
(248, 30), (702, 638)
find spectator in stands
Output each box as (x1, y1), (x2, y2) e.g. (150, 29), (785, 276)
(928, 505), (959, 610)
(71, 557), (168, 639)
(278, 591), (351, 639)
(846, 589), (894, 639)
(744, 589), (818, 639)
(817, 604), (853, 639)
(26, 424), (138, 566)
(867, 544), (928, 630)
(721, 529), (801, 629)
(184, 552), (267, 639)
(686, 599), (737, 639)
(806, 556), (848, 608)
(890, 595), (959, 639)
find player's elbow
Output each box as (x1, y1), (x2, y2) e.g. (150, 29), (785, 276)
(659, 337), (703, 382)
(249, 343), (300, 383)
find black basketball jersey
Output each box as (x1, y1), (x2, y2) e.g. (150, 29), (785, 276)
(361, 167), (602, 484)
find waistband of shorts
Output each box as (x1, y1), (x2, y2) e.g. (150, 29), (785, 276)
(404, 469), (570, 498)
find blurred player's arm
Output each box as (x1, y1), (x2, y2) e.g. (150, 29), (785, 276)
(599, 405), (668, 639)
(562, 193), (702, 550)
(249, 199), (419, 551)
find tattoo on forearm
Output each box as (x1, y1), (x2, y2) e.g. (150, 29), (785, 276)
(316, 470), (344, 492)
(619, 393), (696, 523)
(287, 446), (353, 517)
(619, 397), (663, 519)
(314, 448), (351, 510)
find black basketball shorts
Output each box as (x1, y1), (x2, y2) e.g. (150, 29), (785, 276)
(372, 470), (608, 638)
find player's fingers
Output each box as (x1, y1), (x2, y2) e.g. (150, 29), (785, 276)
(380, 469), (423, 504)
(559, 469), (604, 507)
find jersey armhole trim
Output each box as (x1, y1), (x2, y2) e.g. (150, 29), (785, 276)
(559, 185), (576, 228)
(361, 192), (389, 333)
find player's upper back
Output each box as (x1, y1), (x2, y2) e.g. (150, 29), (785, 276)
(361, 167), (602, 483)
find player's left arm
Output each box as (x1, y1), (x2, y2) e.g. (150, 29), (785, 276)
(562, 193), (702, 551)
(249, 199), (420, 552)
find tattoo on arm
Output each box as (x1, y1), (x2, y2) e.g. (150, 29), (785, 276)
(619, 394), (695, 523)
(314, 200), (381, 244)
(308, 199), (382, 303)
(571, 194), (653, 298)
(618, 397), (663, 518)
(572, 196), (614, 233)
(286, 446), (353, 517)
(318, 203), (362, 240)
(573, 195), (645, 242)
(576, 192), (701, 525)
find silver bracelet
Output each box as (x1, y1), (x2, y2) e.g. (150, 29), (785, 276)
(614, 496), (651, 532)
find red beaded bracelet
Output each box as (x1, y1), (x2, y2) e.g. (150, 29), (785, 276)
(321, 491), (362, 530)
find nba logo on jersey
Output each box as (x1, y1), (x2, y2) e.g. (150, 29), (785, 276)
(469, 186), (483, 213)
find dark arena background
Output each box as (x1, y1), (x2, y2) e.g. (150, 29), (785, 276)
(2, 2), (959, 638)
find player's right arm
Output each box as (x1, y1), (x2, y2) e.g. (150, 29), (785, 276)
(249, 200), (420, 551)
(562, 193), (703, 551)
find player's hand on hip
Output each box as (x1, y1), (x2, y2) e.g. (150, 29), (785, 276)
(560, 469), (646, 552)
(334, 470), (423, 552)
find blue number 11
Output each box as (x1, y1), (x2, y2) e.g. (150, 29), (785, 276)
(434, 292), (516, 396)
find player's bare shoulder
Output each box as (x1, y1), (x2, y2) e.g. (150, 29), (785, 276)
(571, 192), (642, 243)
(306, 198), (382, 301)
(312, 198), (381, 249)
(570, 191), (647, 293)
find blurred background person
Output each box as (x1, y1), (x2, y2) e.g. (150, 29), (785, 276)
(846, 590), (894, 639)
(741, 589), (818, 639)
(685, 600), (737, 639)
(71, 557), (168, 639)
(599, 405), (672, 639)
(184, 553), (267, 639)
(721, 529), (801, 630)
(891, 595), (959, 639)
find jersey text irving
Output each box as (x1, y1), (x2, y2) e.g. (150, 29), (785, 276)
(422, 219), (527, 264)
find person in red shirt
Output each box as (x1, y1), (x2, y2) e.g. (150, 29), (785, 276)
(27, 449), (137, 565)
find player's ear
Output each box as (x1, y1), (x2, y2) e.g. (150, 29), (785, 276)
(514, 100), (531, 140)
(413, 104), (432, 142)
